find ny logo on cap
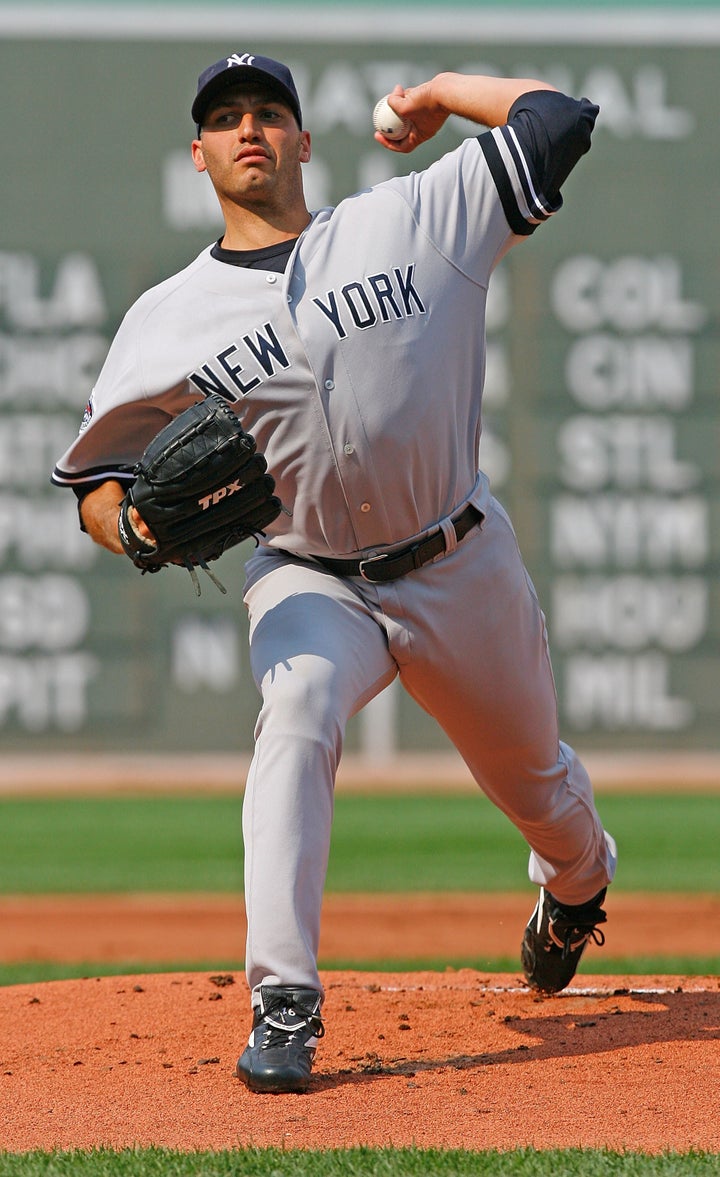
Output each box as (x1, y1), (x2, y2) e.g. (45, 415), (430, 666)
(227, 53), (256, 68)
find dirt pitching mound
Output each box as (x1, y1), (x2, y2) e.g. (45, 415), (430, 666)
(1, 969), (718, 1154)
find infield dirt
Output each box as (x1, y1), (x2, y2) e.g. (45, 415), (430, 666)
(0, 891), (717, 963)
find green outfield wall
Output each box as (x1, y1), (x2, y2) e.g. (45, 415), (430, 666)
(0, 4), (718, 755)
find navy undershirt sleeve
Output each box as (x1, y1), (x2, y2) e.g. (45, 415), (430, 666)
(507, 89), (599, 200)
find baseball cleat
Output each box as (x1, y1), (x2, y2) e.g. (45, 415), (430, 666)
(236, 985), (324, 1094)
(521, 886), (607, 993)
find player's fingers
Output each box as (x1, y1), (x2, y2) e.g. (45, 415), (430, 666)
(128, 505), (156, 543)
(374, 126), (422, 153)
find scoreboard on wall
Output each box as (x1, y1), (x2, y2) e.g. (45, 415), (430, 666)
(0, 6), (718, 753)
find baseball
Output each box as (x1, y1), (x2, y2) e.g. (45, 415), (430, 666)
(373, 96), (410, 141)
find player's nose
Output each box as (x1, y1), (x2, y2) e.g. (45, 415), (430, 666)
(236, 112), (263, 139)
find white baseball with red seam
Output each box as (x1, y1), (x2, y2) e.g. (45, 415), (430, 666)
(373, 96), (410, 141)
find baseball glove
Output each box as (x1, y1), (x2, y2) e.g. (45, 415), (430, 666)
(118, 393), (283, 594)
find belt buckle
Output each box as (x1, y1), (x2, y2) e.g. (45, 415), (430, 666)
(359, 537), (425, 582)
(358, 552), (389, 582)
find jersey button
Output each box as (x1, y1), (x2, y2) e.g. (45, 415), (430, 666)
(343, 443), (355, 455)
(324, 379), (335, 390)
(360, 502), (371, 513)
(265, 274), (277, 284)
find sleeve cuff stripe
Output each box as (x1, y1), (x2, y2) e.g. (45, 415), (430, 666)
(51, 466), (135, 487)
(504, 126), (557, 219)
(479, 132), (536, 236)
(491, 126), (555, 224)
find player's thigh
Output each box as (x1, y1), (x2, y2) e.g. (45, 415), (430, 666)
(396, 501), (560, 764)
(244, 549), (396, 726)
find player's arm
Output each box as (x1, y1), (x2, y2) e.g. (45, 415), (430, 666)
(376, 73), (558, 152)
(79, 480), (153, 554)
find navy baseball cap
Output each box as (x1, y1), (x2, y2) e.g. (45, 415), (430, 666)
(192, 52), (302, 131)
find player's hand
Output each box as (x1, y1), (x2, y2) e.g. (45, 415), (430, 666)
(374, 81), (452, 154)
(376, 72), (556, 154)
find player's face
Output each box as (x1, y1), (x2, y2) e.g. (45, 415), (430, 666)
(191, 86), (311, 214)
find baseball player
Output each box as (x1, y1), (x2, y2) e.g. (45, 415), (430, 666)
(52, 52), (617, 1094)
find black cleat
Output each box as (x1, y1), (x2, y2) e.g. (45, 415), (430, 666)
(236, 985), (324, 1094)
(521, 886), (607, 994)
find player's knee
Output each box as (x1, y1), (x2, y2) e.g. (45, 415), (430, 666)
(257, 663), (346, 741)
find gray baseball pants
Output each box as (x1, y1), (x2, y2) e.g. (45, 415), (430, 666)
(241, 496), (617, 1000)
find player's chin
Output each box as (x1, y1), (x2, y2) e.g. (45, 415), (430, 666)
(230, 155), (271, 182)
(231, 172), (274, 200)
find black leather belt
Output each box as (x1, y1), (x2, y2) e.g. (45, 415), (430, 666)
(311, 504), (482, 584)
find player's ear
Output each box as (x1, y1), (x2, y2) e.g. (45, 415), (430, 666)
(191, 139), (207, 173)
(299, 131), (311, 164)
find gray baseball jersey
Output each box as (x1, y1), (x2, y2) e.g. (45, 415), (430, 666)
(53, 92), (596, 563)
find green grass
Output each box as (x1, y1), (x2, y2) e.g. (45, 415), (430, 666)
(0, 961), (242, 986)
(1, 954), (719, 989)
(0, 796), (244, 895)
(0, 791), (718, 895)
(0, 1149), (717, 1176)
